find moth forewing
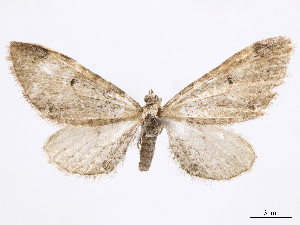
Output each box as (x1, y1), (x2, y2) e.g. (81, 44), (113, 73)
(8, 41), (142, 127)
(162, 36), (294, 126)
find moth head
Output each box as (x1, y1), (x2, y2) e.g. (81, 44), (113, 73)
(144, 89), (162, 105)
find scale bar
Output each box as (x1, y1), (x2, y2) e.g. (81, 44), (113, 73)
(250, 217), (292, 218)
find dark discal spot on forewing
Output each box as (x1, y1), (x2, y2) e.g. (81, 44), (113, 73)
(70, 78), (76, 86)
(227, 77), (233, 84)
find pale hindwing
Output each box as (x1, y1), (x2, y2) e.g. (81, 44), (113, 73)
(165, 121), (256, 180)
(44, 120), (140, 175)
(9, 42), (142, 126)
(163, 37), (294, 125)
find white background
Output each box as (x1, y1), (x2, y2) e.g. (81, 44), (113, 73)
(0, 1), (299, 224)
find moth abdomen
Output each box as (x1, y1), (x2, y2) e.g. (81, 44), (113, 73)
(139, 134), (158, 172)
(138, 116), (163, 172)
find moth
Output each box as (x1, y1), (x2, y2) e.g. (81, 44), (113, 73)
(8, 37), (294, 180)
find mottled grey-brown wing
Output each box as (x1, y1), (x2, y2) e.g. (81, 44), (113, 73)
(162, 37), (294, 125)
(44, 120), (140, 176)
(9, 42), (142, 126)
(165, 120), (256, 180)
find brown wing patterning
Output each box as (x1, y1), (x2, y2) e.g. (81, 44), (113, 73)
(9, 41), (142, 126)
(162, 37), (294, 126)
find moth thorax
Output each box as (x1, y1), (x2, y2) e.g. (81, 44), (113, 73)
(144, 89), (162, 105)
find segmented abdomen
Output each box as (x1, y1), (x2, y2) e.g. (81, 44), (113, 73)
(139, 134), (158, 171)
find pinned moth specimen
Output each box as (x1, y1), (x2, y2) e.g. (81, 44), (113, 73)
(8, 37), (294, 180)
